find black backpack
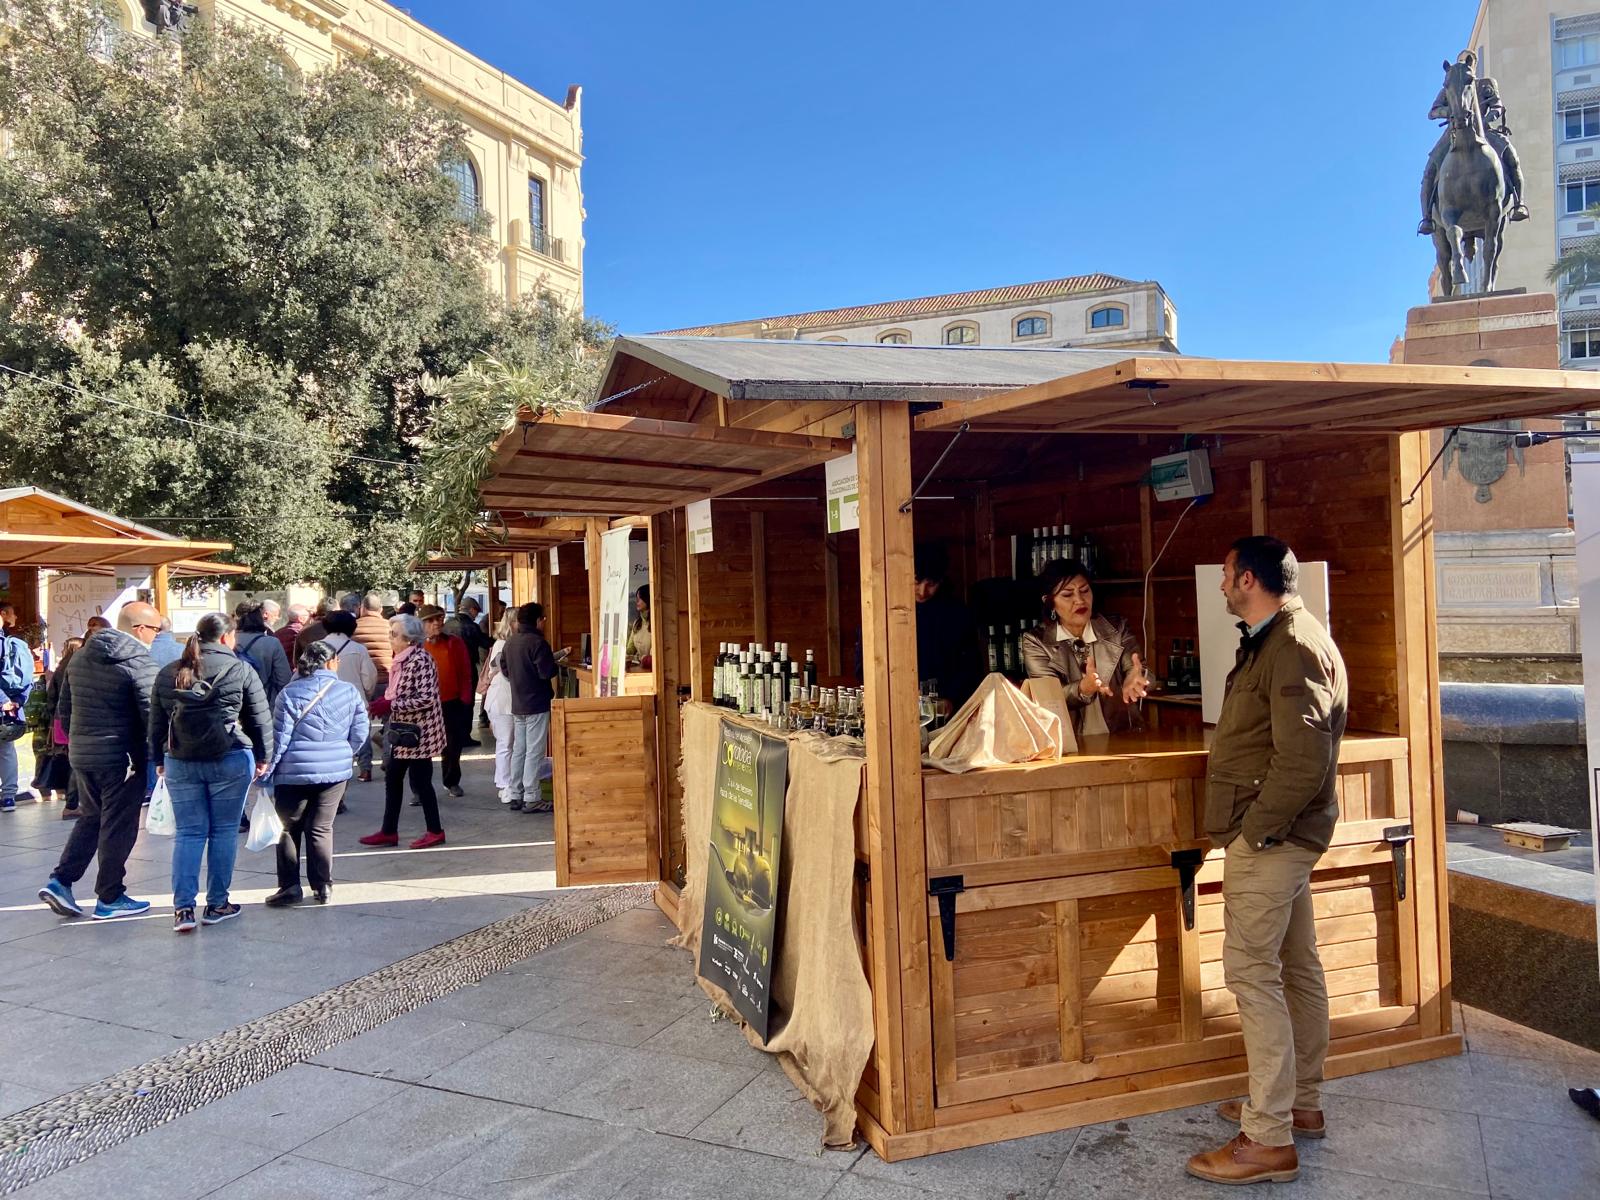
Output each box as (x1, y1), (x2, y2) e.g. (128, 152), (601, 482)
(165, 663), (247, 761)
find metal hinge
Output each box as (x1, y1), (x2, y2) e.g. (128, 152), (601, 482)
(928, 875), (965, 961)
(1171, 848), (1206, 931)
(1384, 824), (1416, 902)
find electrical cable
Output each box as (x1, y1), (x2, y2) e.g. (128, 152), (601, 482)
(0, 361), (422, 471)
(1140, 496), (1201, 689)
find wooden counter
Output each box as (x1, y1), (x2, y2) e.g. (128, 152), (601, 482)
(570, 664), (656, 698)
(909, 729), (1423, 1133)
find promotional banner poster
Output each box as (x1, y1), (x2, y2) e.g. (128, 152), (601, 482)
(596, 527), (633, 696)
(697, 719), (789, 1039)
(825, 449), (859, 534)
(686, 499), (714, 555)
(47, 572), (150, 656)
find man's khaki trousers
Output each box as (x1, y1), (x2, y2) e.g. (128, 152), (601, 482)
(1222, 837), (1330, 1146)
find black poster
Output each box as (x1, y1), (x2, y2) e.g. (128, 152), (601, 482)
(697, 718), (788, 1039)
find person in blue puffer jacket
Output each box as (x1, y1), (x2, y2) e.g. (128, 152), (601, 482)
(264, 640), (369, 908)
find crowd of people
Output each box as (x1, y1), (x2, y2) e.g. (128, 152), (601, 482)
(0, 589), (563, 935)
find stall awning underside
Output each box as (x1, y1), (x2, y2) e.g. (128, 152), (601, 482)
(480, 410), (853, 517)
(914, 358), (1600, 435)
(419, 518), (586, 570)
(0, 487), (239, 571)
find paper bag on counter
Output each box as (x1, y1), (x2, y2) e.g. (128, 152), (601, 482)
(926, 672), (1064, 773)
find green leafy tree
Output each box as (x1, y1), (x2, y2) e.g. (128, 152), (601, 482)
(0, 0), (588, 588)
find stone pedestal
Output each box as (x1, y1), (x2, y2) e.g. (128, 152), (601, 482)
(1397, 293), (1580, 675)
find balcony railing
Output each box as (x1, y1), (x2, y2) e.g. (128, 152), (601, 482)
(529, 225), (566, 263)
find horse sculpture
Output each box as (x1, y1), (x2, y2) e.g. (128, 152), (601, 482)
(1430, 55), (1508, 297)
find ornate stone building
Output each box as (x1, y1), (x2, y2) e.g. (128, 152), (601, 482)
(99, 0), (584, 309)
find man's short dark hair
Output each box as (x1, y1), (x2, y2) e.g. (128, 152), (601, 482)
(1230, 536), (1299, 597)
(324, 610), (357, 637)
(236, 601), (270, 632)
(913, 542), (948, 585)
(517, 602), (544, 628)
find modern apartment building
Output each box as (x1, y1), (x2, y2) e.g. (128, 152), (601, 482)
(657, 274), (1178, 353)
(1465, 2), (1600, 367)
(96, 0), (583, 309)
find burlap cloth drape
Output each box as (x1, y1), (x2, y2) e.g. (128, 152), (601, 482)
(925, 672), (1065, 773)
(670, 702), (873, 1149)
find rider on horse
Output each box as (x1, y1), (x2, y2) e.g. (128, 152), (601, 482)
(1418, 52), (1529, 235)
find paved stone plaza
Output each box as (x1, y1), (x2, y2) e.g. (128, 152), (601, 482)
(1, 740), (1598, 1199)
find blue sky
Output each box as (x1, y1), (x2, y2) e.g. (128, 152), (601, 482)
(406, 0), (1484, 361)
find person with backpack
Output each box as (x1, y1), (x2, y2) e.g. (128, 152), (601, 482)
(0, 601), (34, 814)
(233, 602), (290, 708)
(264, 641), (368, 907)
(148, 611), (273, 934)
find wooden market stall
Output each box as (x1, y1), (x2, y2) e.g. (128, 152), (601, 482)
(473, 337), (1600, 1159)
(0, 486), (243, 629)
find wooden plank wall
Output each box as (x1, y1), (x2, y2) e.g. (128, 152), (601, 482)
(551, 541), (590, 658)
(550, 695), (659, 885)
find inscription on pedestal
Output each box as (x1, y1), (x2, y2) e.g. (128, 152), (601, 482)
(1439, 562), (1545, 606)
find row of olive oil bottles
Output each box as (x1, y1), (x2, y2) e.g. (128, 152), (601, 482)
(711, 643), (866, 737)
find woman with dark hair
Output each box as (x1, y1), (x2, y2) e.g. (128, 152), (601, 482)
(627, 584), (652, 665)
(359, 614), (446, 849)
(1020, 559), (1148, 737)
(38, 637), (84, 814)
(149, 612), (273, 934)
(264, 641), (369, 906)
(233, 602), (291, 708)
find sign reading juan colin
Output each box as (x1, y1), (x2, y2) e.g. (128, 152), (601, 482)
(697, 718), (788, 1039)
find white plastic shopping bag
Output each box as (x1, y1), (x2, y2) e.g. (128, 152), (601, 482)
(244, 784), (283, 852)
(144, 776), (176, 837)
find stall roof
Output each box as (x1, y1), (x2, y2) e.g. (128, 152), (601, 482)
(595, 336), (1176, 405)
(480, 409), (853, 518)
(913, 357), (1600, 435)
(0, 488), (237, 570)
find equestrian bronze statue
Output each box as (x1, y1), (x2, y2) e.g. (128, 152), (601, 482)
(1418, 52), (1528, 297)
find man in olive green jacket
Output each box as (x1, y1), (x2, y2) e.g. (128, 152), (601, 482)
(1187, 536), (1347, 1188)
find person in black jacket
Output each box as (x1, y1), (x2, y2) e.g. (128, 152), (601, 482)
(37, 602), (163, 921)
(501, 602), (560, 814)
(149, 611), (273, 934)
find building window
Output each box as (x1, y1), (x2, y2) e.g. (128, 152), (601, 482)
(1014, 314), (1049, 339)
(1089, 305), (1127, 329)
(878, 330), (911, 344)
(87, 15), (122, 61)
(444, 155), (480, 221)
(1568, 328), (1600, 358)
(1566, 178), (1600, 214)
(943, 323), (978, 345)
(1560, 33), (1600, 69)
(528, 175), (548, 253)
(1568, 105), (1600, 140)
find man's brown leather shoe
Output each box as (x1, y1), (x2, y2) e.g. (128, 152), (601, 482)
(1185, 1132), (1299, 1185)
(1216, 1100), (1326, 1140)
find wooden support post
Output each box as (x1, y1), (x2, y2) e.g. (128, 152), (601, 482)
(510, 552), (536, 607)
(151, 563), (170, 620)
(686, 535), (707, 702)
(751, 512), (768, 644)
(649, 510), (685, 885)
(585, 519), (604, 653)
(1390, 433), (1448, 1037)
(857, 400), (935, 1133)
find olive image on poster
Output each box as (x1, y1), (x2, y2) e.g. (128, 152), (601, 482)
(697, 718), (788, 1039)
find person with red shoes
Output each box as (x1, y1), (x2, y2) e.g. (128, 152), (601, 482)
(359, 614), (445, 850)
(416, 605), (471, 798)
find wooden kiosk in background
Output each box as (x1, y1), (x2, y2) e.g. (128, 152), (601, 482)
(474, 338), (1600, 1159)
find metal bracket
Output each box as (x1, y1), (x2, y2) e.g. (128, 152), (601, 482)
(1384, 824), (1415, 901)
(901, 422), (969, 513)
(928, 874), (965, 961)
(1171, 848), (1206, 931)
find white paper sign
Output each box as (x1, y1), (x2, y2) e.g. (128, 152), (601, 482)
(46, 571), (151, 656)
(1566, 453), (1600, 952)
(687, 499), (713, 554)
(549, 546), (560, 576)
(1192, 561), (1329, 725)
(826, 449), (859, 534)
(597, 528), (634, 697)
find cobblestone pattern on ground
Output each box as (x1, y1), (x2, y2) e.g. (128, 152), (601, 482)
(0, 883), (656, 1195)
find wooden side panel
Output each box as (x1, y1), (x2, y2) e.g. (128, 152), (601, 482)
(650, 511), (685, 886)
(687, 507), (756, 699)
(551, 695), (659, 886)
(554, 541), (590, 658)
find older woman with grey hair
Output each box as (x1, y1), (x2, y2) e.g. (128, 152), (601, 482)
(358, 614), (446, 849)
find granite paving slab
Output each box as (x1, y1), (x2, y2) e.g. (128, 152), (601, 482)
(848, 1126), (1080, 1200)
(546, 1044), (761, 1135)
(686, 1066), (862, 1166)
(178, 1063), (410, 1152)
(312, 1009), (512, 1082)
(295, 1086), (526, 1185)
(1478, 1112), (1600, 1200)
(202, 1154), (420, 1200)
(5, 1119), (277, 1200)
(423, 1027), (617, 1108)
